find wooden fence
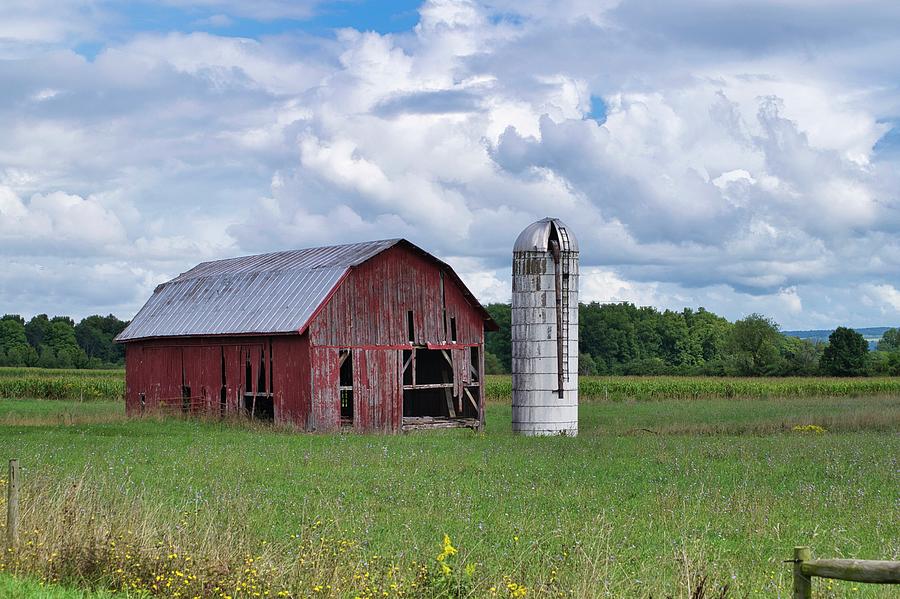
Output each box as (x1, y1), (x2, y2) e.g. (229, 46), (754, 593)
(792, 546), (900, 598)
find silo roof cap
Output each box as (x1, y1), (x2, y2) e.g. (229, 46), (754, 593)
(513, 217), (579, 252)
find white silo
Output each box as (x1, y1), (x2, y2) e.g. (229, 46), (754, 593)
(512, 217), (579, 436)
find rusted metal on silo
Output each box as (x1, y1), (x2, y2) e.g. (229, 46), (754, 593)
(512, 217), (579, 435)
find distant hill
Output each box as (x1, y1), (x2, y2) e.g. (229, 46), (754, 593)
(783, 327), (896, 350)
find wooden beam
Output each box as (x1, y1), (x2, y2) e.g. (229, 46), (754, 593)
(802, 559), (900, 584)
(401, 417), (479, 431)
(793, 547), (811, 599)
(403, 383), (454, 390)
(441, 362), (456, 418)
(401, 351), (414, 375)
(464, 387), (478, 412)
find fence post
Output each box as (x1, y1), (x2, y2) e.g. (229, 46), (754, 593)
(6, 459), (19, 550)
(794, 546), (812, 599)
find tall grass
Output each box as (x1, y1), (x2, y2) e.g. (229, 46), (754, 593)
(485, 375), (900, 402)
(0, 472), (649, 598)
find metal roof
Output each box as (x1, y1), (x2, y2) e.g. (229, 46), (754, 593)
(116, 238), (497, 341)
(513, 217), (579, 253)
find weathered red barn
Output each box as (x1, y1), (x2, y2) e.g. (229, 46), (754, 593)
(115, 239), (497, 433)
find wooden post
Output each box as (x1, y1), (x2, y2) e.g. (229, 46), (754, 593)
(794, 546), (812, 599)
(6, 459), (19, 550)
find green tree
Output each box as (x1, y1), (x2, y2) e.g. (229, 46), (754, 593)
(484, 351), (504, 375)
(484, 303), (511, 373)
(657, 310), (692, 366)
(41, 319), (88, 368)
(821, 327), (869, 376)
(578, 352), (597, 375)
(877, 328), (900, 352)
(687, 308), (732, 364)
(25, 314), (51, 348)
(867, 350), (900, 376)
(75, 314), (128, 364)
(0, 318), (31, 365)
(779, 336), (823, 376)
(725, 314), (783, 376)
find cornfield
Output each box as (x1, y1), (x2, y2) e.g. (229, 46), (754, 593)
(3, 368), (899, 403)
(0, 367), (124, 401)
(485, 374), (900, 402)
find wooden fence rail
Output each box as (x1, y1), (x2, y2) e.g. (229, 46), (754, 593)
(792, 546), (900, 598)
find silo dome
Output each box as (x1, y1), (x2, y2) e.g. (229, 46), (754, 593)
(511, 217), (579, 436)
(513, 218), (579, 253)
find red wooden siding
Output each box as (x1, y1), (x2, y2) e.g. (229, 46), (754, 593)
(272, 335), (310, 426)
(308, 245), (484, 347)
(222, 344), (243, 414)
(141, 346), (182, 409)
(182, 345), (221, 413)
(310, 346), (341, 432)
(352, 349), (401, 432)
(124, 344), (143, 415)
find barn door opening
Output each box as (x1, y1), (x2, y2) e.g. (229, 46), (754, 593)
(399, 347), (477, 428)
(339, 349), (354, 426)
(243, 346), (274, 421)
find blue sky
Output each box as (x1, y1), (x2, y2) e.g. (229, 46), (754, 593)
(1, 0), (900, 329)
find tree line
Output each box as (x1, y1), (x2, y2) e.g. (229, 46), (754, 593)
(485, 302), (900, 377)
(0, 313), (128, 369)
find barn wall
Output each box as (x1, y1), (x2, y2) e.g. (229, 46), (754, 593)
(124, 344), (143, 415)
(182, 345), (221, 413)
(308, 245), (484, 347)
(140, 346), (183, 410)
(310, 346), (340, 432)
(306, 245), (486, 433)
(352, 348), (402, 432)
(272, 334), (310, 427)
(124, 335), (312, 426)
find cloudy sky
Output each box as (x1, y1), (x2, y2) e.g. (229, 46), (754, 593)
(1, 0), (899, 330)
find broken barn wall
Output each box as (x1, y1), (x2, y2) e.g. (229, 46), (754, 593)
(307, 245), (485, 432)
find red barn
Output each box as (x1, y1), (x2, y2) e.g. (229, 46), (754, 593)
(115, 239), (498, 433)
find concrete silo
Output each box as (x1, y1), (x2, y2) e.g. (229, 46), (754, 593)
(512, 217), (579, 436)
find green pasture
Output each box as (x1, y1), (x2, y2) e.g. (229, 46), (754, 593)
(0, 394), (897, 597)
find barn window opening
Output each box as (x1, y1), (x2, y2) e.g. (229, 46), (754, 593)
(450, 317), (457, 342)
(257, 354), (267, 393)
(470, 346), (479, 383)
(407, 310), (415, 342)
(181, 385), (191, 414)
(403, 348), (456, 418)
(242, 350), (274, 422)
(339, 350), (353, 425)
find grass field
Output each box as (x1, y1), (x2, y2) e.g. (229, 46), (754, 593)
(0, 393), (897, 598)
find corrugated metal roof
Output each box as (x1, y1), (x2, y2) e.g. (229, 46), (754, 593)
(116, 239), (399, 341)
(116, 238), (498, 341)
